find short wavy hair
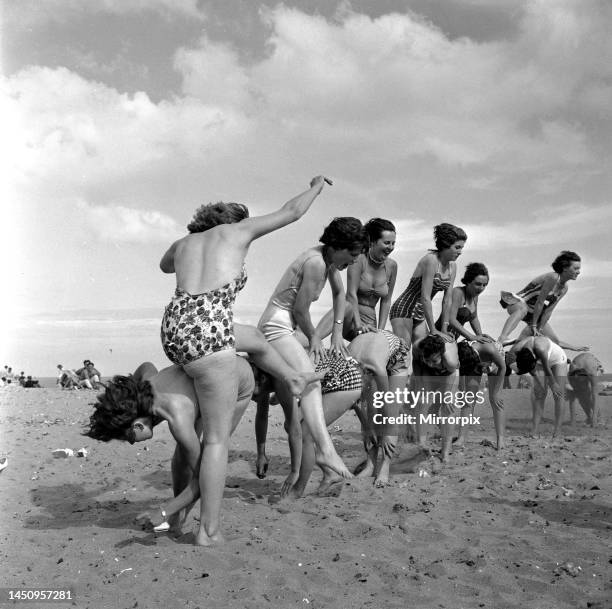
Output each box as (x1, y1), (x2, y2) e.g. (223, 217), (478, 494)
(461, 262), (489, 285)
(551, 251), (580, 274)
(319, 217), (368, 251)
(364, 218), (396, 243)
(458, 341), (482, 377)
(516, 348), (537, 375)
(86, 375), (154, 442)
(187, 202), (249, 233)
(419, 335), (446, 360)
(433, 223), (467, 251)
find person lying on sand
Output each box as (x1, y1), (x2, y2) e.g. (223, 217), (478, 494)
(566, 353), (604, 427)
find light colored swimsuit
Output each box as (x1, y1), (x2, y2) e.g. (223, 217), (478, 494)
(161, 265), (247, 365)
(258, 247), (328, 342)
(344, 256), (391, 340)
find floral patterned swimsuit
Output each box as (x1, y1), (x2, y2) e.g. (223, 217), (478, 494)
(161, 265), (247, 366)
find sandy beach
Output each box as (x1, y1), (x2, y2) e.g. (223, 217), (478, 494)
(1, 384), (610, 609)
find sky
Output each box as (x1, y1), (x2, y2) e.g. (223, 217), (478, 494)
(2, 0), (611, 376)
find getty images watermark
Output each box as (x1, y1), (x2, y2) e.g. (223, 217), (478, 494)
(371, 386), (486, 426)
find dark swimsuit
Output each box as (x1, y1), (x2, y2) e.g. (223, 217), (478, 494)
(390, 258), (451, 323)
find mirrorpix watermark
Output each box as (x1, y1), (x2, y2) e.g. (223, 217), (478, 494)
(371, 385), (486, 426)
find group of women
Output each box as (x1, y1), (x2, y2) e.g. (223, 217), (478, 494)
(87, 176), (589, 545)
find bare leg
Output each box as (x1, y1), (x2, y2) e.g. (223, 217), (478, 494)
(293, 390), (361, 497)
(355, 378), (378, 478)
(235, 324), (324, 397)
(183, 350), (237, 547)
(145, 378), (251, 531)
(551, 362), (567, 437)
(374, 374), (406, 487)
(254, 393), (270, 478)
(268, 335), (352, 479)
(530, 377), (546, 436)
(391, 317), (414, 350)
(498, 301), (528, 343)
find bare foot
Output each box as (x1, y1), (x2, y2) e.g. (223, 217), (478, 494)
(315, 449), (353, 479)
(440, 451), (450, 463)
(317, 475), (343, 496)
(286, 370), (327, 397)
(453, 436), (466, 448)
(256, 454), (269, 479)
(354, 459), (375, 478)
(374, 459), (391, 487)
(288, 484), (306, 499)
(496, 437), (506, 451)
(194, 529), (225, 547)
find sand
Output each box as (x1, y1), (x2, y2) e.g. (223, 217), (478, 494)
(1, 384), (611, 609)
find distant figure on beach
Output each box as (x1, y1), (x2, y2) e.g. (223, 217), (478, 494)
(87, 358), (254, 536)
(498, 251), (583, 344)
(567, 353), (604, 427)
(159, 176), (346, 546)
(390, 223), (466, 349)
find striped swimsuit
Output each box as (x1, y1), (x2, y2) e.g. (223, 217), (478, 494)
(390, 259), (452, 322)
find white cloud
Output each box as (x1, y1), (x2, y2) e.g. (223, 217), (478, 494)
(76, 200), (182, 243)
(463, 202), (612, 250)
(5, 66), (248, 190)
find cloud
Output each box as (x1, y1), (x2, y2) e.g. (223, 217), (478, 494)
(4, 0), (204, 28)
(462, 202), (612, 250)
(5, 66), (248, 190)
(76, 200), (182, 243)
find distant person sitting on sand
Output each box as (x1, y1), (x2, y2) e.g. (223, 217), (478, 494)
(23, 376), (40, 388)
(498, 251), (583, 344)
(566, 353), (604, 427)
(18, 372), (26, 386)
(87, 357), (255, 537)
(75, 360), (103, 389)
(253, 346), (362, 498)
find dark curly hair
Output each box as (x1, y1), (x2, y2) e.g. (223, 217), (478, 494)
(419, 335), (446, 360)
(86, 375), (155, 442)
(551, 251), (580, 274)
(364, 218), (396, 243)
(516, 348), (537, 375)
(461, 262), (489, 285)
(433, 223), (467, 251)
(187, 202), (249, 233)
(458, 341), (483, 376)
(319, 217), (368, 251)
